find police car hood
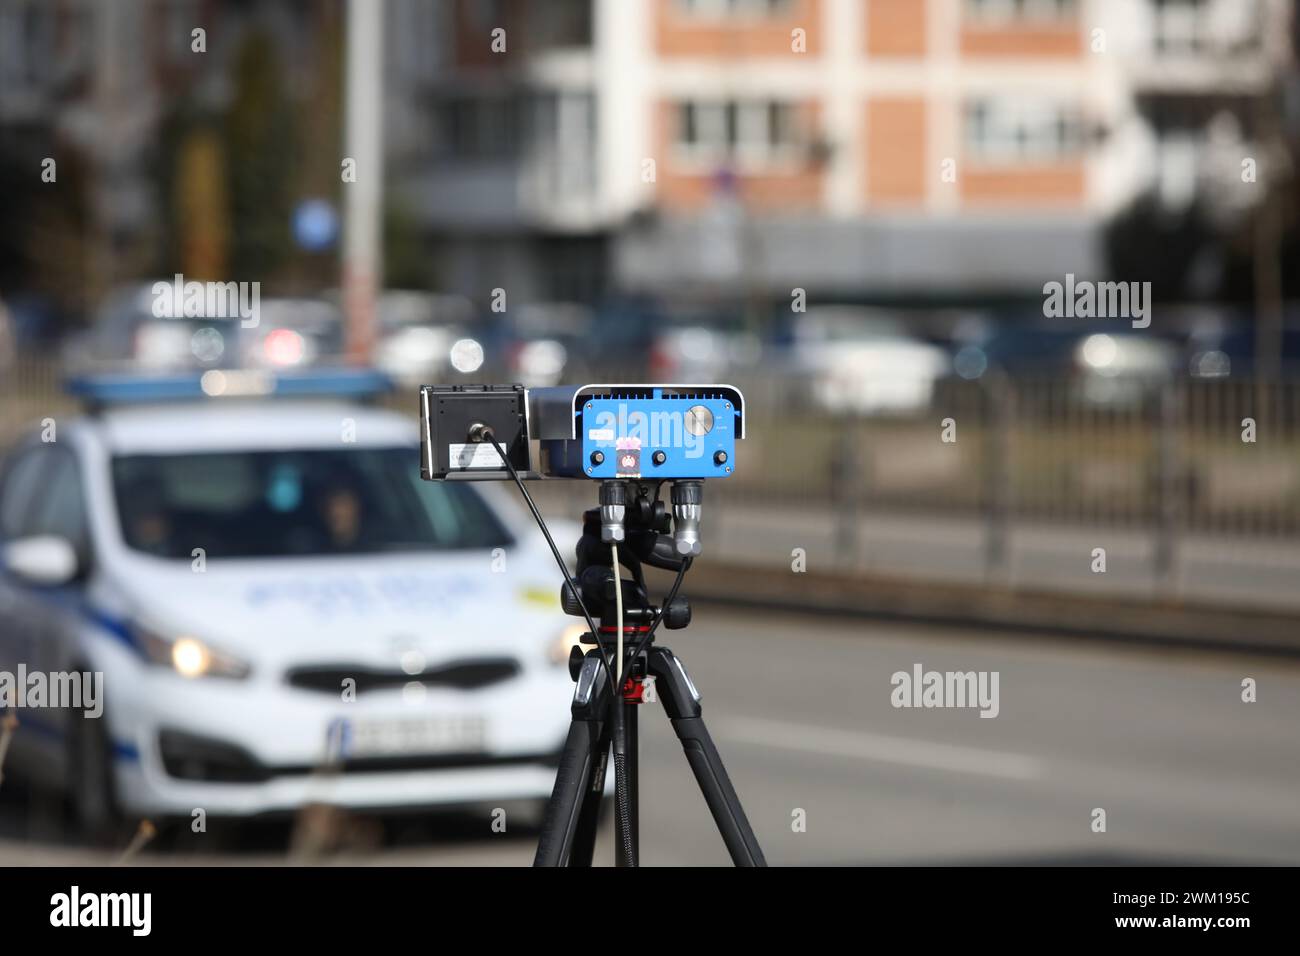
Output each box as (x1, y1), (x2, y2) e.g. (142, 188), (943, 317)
(109, 549), (561, 669)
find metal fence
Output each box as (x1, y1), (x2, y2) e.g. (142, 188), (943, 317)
(3, 359), (1298, 546)
(720, 372), (1300, 538)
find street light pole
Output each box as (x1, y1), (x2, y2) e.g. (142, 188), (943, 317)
(342, 0), (384, 364)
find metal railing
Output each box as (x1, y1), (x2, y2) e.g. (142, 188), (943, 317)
(5, 361), (1297, 592)
(720, 372), (1300, 537)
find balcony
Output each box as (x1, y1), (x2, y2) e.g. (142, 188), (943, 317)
(1129, 0), (1272, 92)
(403, 88), (602, 232)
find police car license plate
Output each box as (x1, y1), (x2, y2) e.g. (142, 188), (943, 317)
(337, 715), (487, 757)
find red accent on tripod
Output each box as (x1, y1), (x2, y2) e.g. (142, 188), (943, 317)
(622, 677), (645, 703)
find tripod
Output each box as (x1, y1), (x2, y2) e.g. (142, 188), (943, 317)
(533, 483), (766, 867)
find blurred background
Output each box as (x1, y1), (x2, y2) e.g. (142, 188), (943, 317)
(1, 0), (1299, 865)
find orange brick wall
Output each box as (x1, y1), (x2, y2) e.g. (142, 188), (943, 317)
(865, 0), (927, 58)
(960, 24), (1082, 58)
(864, 97), (928, 204)
(960, 165), (1086, 205)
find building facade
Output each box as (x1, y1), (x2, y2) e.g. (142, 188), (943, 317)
(0, 0), (1291, 310)
(386, 0), (1294, 304)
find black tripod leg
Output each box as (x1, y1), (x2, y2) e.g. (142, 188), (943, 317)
(568, 716), (612, 866)
(534, 651), (610, 867)
(647, 646), (767, 867)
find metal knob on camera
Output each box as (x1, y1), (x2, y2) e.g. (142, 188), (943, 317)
(671, 480), (703, 556)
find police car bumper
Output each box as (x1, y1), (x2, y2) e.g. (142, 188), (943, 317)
(111, 669), (573, 817)
(117, 757), (563, 817)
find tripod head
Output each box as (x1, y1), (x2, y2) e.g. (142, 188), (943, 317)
(561, 479), (694, 653)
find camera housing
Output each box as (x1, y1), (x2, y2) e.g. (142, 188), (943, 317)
(420, 383), (744, 481)
(419, 384), (532, 480)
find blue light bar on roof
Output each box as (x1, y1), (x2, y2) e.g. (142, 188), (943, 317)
(66, 367), (394, 406)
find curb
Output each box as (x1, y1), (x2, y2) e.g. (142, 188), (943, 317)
(684, 562), (1300, 659)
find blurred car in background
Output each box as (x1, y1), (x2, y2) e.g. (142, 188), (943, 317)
(953, 324), (1180, 407)
(0, 369), (581, 836)
(491, 302), (594, 386)
(647, 306), (762, 382)
(62, 287), (348, 374)
(61, 282), (244, 372)
(373, 291), (482, 387)
(243, 298), (344, 369)
(1186, 324), (1300, 379)
(779, 307), (950, 414)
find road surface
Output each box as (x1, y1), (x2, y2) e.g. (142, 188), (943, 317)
(2, 606), (1297, 865)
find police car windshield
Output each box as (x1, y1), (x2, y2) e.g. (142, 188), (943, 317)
(111, 447), (513, 559)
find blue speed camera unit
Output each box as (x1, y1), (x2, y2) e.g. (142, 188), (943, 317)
(420, 384), (744, 481)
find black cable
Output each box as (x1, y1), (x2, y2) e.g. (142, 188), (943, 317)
(612, 750), (635, 863)
(477, 429), (595, 627)
(476, 430), (618, 702)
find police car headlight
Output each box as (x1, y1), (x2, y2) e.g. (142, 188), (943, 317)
(548, 623), (587, 666)
(136, 625), (252, 680)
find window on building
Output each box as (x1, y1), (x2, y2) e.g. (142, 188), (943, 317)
(0, 0), (55, 95)
(431, 94), (520, 160)
(1153, 0), (1207, 53)
(677, 0), (795, 19)
(526, 90), (597, 201)
(965, 97), (1083, 163)
(675, 99), (800, 168)
(394, 0), (450, 83)
(1151, 0), (1262, 55)
(965, 0), (1078, 23)
(528, 0), (594, 49)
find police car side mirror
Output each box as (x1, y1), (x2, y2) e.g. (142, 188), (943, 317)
(3, 535), (80, 587)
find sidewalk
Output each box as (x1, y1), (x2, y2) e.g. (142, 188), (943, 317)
(708, 502), (1300, 612)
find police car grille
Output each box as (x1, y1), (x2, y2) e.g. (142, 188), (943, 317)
(285, 658), (520, 694)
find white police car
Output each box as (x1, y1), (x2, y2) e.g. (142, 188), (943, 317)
(0, 369), (582, 836)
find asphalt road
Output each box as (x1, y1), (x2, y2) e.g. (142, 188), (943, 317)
(2, 606), (1298, 866)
